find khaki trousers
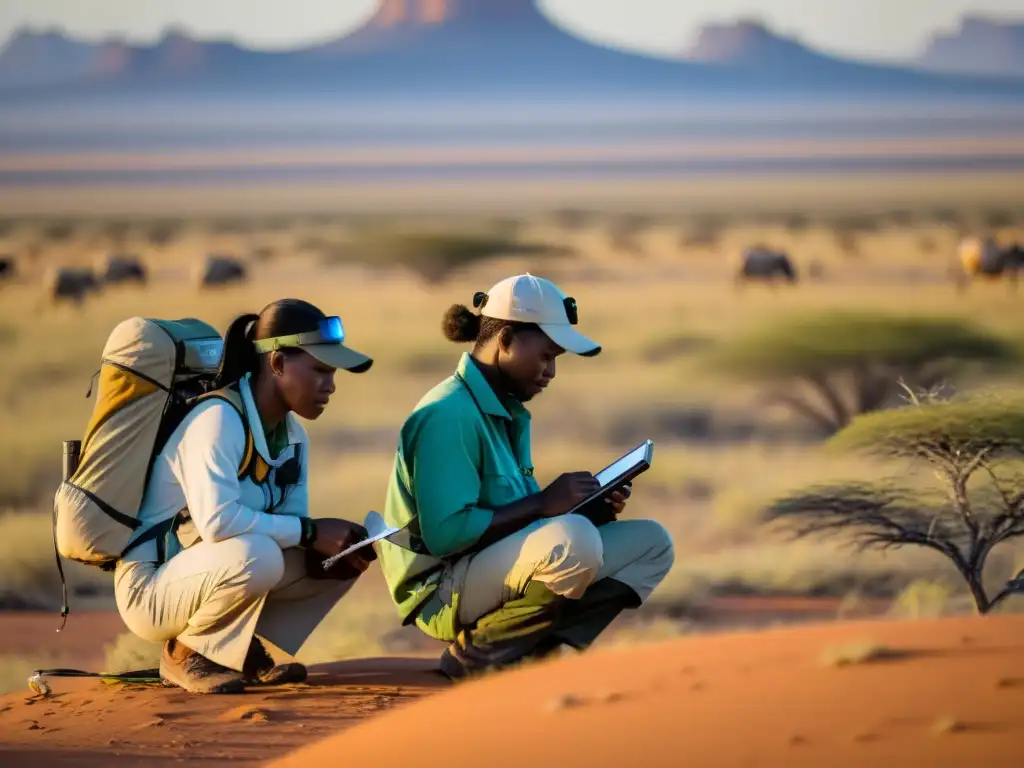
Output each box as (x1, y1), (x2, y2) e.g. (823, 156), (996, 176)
(114, 533), (354, 672)
(429, 515), (675, 634)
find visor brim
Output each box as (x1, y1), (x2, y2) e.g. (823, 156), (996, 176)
(302, 342), (374, 373)
(538, 323), (601, 357)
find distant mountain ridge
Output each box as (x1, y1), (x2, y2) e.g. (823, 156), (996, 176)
(681, 18), (825, 68)
(1, 2), (1023, 105)
(916, 15), (1024, 77)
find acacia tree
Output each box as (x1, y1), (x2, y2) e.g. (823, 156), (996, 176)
(765, 390), (1024, 614)
(712, 312), (1018, 434)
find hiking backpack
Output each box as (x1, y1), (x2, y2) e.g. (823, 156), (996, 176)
(53, 317), (232, 571)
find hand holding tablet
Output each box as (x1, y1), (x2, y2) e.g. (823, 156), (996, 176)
(566, 439), (654, 525)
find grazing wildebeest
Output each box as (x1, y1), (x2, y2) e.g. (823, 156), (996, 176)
(45, 266), (101, 307)
(195, 254), (247, 289)
(0, 255), (15, 284)
(733, 247), (798, 287)
(955, 236), (1024, 293)
(100, 253), (147, 286)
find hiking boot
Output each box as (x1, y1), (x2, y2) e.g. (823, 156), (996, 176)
(549, 578), (641, 651)
(437, 581), (569, 681)
(159, 639), (246, 694)
(438, 579), (641, 680)
(242, 637), (307, 686)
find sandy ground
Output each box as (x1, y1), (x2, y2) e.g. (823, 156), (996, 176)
(1, 612), (1020, 766)
(0, 656), (447, 767)
(271, 614), (1024, 768)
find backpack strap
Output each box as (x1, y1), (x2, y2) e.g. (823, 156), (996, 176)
(119, 387), (261, 568)
(190, 387), (258, 481)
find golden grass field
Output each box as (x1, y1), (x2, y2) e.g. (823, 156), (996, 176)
(2, 172), (1024, 693)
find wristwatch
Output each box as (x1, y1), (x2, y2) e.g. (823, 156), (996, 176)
(298, 517), (318, 548)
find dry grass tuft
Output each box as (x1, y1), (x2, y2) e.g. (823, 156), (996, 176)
(820, 641), (909, 668)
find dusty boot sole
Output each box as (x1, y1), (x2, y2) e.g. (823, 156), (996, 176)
(159, 658), (246, 695)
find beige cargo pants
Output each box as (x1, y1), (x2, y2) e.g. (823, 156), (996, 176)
(114, 530), (353, 672)
(436, 515), (675, 630)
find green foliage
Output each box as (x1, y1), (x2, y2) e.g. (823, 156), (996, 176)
(765, 391), (1024, 614)
(715, 312), (1017, 380)
(324, 229), (572, 283)
(711, 311), (1019, 432)
(828, 393), (1024, 459)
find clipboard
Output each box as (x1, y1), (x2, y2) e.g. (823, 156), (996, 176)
(568, 439), (654, 524)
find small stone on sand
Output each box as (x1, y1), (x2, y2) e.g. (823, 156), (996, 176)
(545, 693), (584, 713)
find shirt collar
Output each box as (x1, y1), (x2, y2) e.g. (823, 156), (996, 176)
(239, 373), (300, 465)
(455, 352), (531, 424)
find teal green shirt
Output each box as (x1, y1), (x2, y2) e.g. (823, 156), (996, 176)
(264, 421), (289, 460)
(378, 352), (540, 626)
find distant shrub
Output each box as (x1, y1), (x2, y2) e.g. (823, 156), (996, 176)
(608, 215), (648, 256)
(103, 631), (161, 674)
(982, 208), (1016, 230)
(783, 213), (810, 233)
(820, 641), (906, 667)
(325, 230), (572, 283)
(102, 219), (133, 245)
(931, 208), (964, 229)
(42, 220), (76, 242)
(551, 208), (593, 231)
(146, 220), (182, 247)
(887, 209), (916, 228)
(888, 579), (951, 619)
(711, 310), (1019, 433)
(712, 488), (768, 539)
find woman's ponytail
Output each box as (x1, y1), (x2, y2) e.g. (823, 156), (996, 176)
(215, 312), (260, 388)
(442, 303), (481, 343)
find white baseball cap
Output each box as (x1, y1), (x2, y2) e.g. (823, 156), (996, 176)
(475, 273), (601, 357)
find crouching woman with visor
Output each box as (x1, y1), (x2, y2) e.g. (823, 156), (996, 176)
(115, 299), (378, 694)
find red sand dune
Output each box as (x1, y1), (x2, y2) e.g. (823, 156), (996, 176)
(271, 614), (1024, 768)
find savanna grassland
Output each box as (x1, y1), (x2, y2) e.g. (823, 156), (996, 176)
(2, 172), (1024, 693)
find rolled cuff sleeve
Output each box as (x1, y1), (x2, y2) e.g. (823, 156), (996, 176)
(409, 409), (493, 558)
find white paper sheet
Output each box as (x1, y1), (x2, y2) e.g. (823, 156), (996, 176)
(320, 511), (401, 570)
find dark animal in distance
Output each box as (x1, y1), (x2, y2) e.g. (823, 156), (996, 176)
(195, 255), (248, 289)
(0, 255), (15, 285)
(45, 266), (101, 307)
(956, 236), (1024, 293)
(733, 247), (798, 287)
(100, 253), (147, 286)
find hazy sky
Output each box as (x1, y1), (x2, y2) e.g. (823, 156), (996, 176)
(2, 0), (1023, 61)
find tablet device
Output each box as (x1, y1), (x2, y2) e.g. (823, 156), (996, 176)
(569, 439), (655, 525)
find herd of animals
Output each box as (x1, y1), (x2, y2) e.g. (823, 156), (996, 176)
(732, 235), (1023, 291)
(0, 234), (1020, 305)
(0, 253), (248, 305)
